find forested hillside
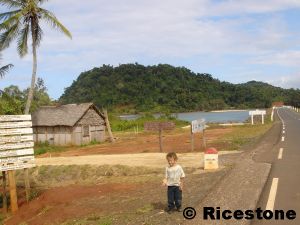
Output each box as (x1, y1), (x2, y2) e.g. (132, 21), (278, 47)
(59, 64), (300, 112)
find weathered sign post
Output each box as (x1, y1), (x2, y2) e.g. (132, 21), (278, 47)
(249, 110), (266, 125)
(144, 122), (175, 152)
(191, 119), (206, 151)
(0, 115), (35, 213)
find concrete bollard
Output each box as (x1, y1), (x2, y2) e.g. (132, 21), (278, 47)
(204, 147), (219, 170)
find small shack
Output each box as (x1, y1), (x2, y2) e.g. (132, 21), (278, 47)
(32, 103), (106, 146)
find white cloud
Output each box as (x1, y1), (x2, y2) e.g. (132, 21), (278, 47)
(267, 73), (300, 90)
(1, 0), (300, 98)
(250, 51), (300, 67)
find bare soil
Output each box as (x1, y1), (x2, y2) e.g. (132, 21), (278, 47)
(3, 127), (240, 225)
(37, 128), (233, 157)
(4, 169), (232, 225)
(4, 183), (139, 225)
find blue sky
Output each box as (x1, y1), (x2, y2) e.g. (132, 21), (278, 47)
(1, 0), (300, 100)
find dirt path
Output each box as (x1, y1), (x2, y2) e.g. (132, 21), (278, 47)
(36, 151), (239, 168)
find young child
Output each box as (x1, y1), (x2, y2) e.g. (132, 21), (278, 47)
(162, 152), (185, 213)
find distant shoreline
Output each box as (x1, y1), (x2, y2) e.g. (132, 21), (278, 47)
(210, 109), (248, 112)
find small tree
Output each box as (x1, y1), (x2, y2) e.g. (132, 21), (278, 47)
(0, 0), (72, 114)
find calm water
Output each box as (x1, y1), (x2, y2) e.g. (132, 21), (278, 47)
(120, 110), (250, 123)
(174, 111), (249, 123)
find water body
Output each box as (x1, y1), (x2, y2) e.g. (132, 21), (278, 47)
(120, 110), (250, 123)
(174, 110), (249, 123)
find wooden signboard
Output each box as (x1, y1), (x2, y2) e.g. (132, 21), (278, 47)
(0, 115), (35, 171)
(0, 115), (31, 122)
(144, 122), (175, 152)
(0, 142), (34, 150)
(0, 121), (32, 129)
(0, 135), (33, 144)
(0, 115), (36, 213)
(0, 148), (34, 157)
(191, 119), (206, 151)
(0, 155), (34, 164)
(144, 121), (175, 131)
(0, 127), (33, 136)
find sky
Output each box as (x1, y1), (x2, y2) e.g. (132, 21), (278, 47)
(1, 0), (300, 100)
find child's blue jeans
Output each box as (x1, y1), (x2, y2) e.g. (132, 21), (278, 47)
(167, 186), (182, 209)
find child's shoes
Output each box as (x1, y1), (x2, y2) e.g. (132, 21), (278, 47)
(166, 208), (174, 214)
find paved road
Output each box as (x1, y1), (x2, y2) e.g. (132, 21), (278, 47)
(252, 108), (300, 225)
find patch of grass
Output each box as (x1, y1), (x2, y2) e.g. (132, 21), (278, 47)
(37, 205), (52, 216)
(110, 113), (188, 132)
(34, 141), (65, 155)
(136, 204), (154, 214)
(210, 123), (273, 151)
(15, 165), (161, 188)
(80, 140), (101, 147)
(0, 213), (5, 225)
(29, 188), (42, 201)
(61, 215), (113, 225)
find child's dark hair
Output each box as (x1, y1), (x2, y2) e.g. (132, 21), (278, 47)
(166, 152), (178, 160)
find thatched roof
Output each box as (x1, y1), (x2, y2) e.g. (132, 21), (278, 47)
(32, 103), (105, 127)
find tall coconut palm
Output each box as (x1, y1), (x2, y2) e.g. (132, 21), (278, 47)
(0, 53), (13, 78)
(0, 0), (72, 114)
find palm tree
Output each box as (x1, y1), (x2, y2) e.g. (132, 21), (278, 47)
(0, 0), (72, 114)
(0, 53), (13, 78)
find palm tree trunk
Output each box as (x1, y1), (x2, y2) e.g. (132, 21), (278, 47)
(24, 38), (37, 114)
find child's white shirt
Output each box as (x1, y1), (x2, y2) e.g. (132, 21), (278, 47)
(165, 164), (185, 186)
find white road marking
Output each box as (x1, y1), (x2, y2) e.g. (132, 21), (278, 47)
(266, 178), (279, 211)
(278, 148), (283, 159)
(282, 137), (285, 141)
(283, 130), (285, 134)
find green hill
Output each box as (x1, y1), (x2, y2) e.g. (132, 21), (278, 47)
(59, 64), (300, 113)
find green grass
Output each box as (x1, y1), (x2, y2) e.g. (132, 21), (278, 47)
(15, 164), (161, 188)
(209, 123), (273, 151)
(136, 204), (154, 214)
(61, 215), (113, 225)
(34, 140), (103, 155)
(0, 213), (5, 225)
(109, 113), (188, 132)
(34, 141), (65, 155)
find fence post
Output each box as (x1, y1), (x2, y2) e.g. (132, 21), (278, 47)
(159, 128), (163, 152)
(8, 170), (18, 213)
(2, 171), (7, 213)
(24, 168), (30, 202)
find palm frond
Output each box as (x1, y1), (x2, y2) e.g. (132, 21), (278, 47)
(0, 63), (13, 78)
(39, 8), (72, 39)
(36, 0), (49, 4)
(17, 23), (29, 56)
(0, 22), (20, 50)
(0, 11), (22, 31)
(0, 0), (23, 9)
(0, 10), (21, 21)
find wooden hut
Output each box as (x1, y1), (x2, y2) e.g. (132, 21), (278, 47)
(32, 103), (106, 146)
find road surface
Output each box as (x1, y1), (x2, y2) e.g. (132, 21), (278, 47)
(252, 108), (300, 225)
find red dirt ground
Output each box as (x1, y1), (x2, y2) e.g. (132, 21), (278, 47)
(38, 128), (232, 157)
(3, 127), (233, 225)
(4, 184), (139, 225)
